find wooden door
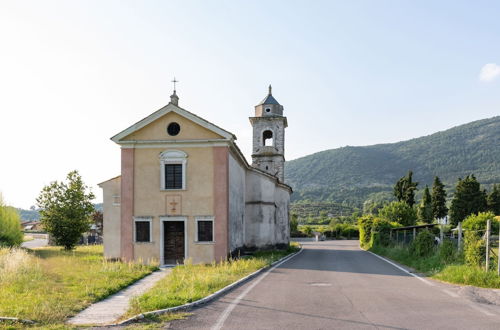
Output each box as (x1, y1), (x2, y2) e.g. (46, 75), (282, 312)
(163, 221), (185, 265)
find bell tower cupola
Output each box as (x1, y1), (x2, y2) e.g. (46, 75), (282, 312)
(249, 85), (288, 182)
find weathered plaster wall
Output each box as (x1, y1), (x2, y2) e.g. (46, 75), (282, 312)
(244, 170), (290, 248)
(228, 152), (246, 252)
(213, 147), (229, 262)
(100, 177), (121, 259)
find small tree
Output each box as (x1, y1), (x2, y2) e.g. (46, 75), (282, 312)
(378, 201), (417, 226)
(449, 175), (487, 226)
(487, 184), (500, 215)
(431, 176), (448, 220)
(358, 215), (374, 249)
(0, 193), (23, 247)
(417, 185), (433, 223)
(394, 170), (418, 207)
(37, 171), (95, 250)
(410, 230), (434, 257)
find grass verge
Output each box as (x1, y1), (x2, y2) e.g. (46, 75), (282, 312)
(370, 244), (500, 289)
(0, 245), (157, 326)
(126, 243), (300, 318)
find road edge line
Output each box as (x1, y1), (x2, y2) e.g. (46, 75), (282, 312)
(367, 251), (435, 286)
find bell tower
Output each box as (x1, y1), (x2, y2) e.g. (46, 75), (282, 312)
(249, 85), (288, 182)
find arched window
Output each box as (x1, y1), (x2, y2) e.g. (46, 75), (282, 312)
(159, 150), (187, 190)
(263, 130), (273, 146)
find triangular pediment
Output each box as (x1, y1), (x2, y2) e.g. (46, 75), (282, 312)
(111, 103), (235, 143)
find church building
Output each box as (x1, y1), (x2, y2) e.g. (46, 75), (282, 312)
(99, 86), (292, 265)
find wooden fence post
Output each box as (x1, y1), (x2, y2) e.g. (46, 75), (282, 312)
(457, 222), (462, 251)
(485, 219), (491, 272)
(413, 227), (416, 241)
(498, 225), (500, 276)
(404, 230), (407, 244)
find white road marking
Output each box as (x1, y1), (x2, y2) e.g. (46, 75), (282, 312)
(368, 251), (497, 317)
(211, 249), (304, 330)
(367, 251), (435, 286)
(442, 289), (459, 298)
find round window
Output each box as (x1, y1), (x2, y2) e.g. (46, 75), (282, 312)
(265, 108), (271, 113)
(167, 122), (181, 136)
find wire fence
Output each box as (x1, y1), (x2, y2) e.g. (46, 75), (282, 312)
(390, 219), (500, 275)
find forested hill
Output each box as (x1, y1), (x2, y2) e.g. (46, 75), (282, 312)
(285, 116), (500, 208)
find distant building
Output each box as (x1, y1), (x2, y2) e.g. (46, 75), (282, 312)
(99, 87), (291, 265)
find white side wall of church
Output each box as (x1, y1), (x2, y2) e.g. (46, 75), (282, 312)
(228, 153), (246, 252)
(244, 170), (290, 248)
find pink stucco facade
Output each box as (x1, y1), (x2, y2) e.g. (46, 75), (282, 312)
(120, 148), (134, 261)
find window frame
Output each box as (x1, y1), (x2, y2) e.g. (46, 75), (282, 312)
(261, 129), (274, 147)
(112, 194), (121, 206)
(159, 150), (187, 191)
(134, 217), (153, 243)
(195, 216), (215, 243)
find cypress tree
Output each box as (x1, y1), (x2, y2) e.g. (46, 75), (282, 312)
(394, 170), (418, 207)
(431, 176), (448, 220)
(449, 175), (487, 226)
(418, 185), (433, 223)
(487, 184), (500, 215)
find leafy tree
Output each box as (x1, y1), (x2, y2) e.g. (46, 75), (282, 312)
(417, 185), (433, 223)
(0, 193), (23, 247)
(378, 201), (417, 226)
(393, 170), (418, 207)
(37, 171), (95, 250)
(449, 175), (487, 226)
(462, 212), (498, 233)
(487, 184), (500, 215)
(363, 199), (389, 215)
(431, 176), (448, 220)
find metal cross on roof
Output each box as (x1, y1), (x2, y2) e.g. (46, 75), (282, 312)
(171, 77), (179, 91)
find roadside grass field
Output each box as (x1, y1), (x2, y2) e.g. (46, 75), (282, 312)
(370, 244), (500, 289)
(0, 245), (157, 326)
(126, 243), (300, 318)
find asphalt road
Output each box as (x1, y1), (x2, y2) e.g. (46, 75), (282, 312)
(168, 240), (500, 330)
(21, 236), (48, 249)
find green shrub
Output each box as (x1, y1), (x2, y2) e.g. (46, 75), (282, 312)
(0, 196), (23, 247)
(369, 218), (393, 247)
(358, 215), (374, 248)
(327, 223), (359, 239)
(410, 230), (435, 257)
(302, 225), (313, 236)
(462, 212), (498, 233)
(378, 201), (417, 226)
(464, 231), (485, 267)
(438, 239), (456, 263)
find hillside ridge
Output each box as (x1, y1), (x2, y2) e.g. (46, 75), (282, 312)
(285, 115), (500, 208)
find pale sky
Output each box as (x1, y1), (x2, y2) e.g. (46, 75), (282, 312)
(1, 0), (499, 208)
